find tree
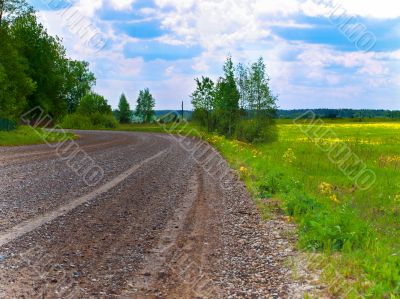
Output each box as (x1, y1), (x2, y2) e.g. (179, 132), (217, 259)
(0, 24), (35, 119)
(0, 0), (101, 123)
(189, 55), (278, 142)
(135, 88), (155, 123)
(117, 93), (132, 124)
(248, 57), (277, 120)
(236, 62), (250, 113)
(0, 0), (32, 26)
(77, 92), (112, 116)
(235, 57), (277, 142)
(215, 56), (240, 137)
(10, 12), (70, 119)
(65, 60), (96, 113)
(191, 76), (215, 131)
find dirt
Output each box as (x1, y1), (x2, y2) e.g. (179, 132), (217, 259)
(0, 130), (317, 298)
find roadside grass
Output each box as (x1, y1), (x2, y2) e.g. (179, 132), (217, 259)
(0, 126), (75, 146)
(204, 122), (400, 297)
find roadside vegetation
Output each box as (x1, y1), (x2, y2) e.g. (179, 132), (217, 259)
(206, 122), (400, 297)
(0, 0), (119, 137)
(0, 126), (74, 146)
(191, 56), (277, 143)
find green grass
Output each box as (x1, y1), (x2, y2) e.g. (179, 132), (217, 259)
(205, 122), (400, 298)
(0, 126), (76, 146)
(114, 121), (400, 297)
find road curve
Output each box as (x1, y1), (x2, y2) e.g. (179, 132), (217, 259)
(0, 130), (304, 298)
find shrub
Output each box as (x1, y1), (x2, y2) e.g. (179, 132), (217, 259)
(61, 114), (92, 130)
(89, 112), (118, 128)
(61, 113), (118, 129)
(77, 93), (112, 115)
(236, 119), (277, 143)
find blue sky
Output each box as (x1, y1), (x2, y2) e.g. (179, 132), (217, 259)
(29, 0), (400, 110)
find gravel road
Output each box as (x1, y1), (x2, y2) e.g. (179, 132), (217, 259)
(0, 130), (309, 298)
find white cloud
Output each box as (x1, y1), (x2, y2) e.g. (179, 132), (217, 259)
(253, 0), (300, 16)
(75, 0), (103, 17)
(327, 0), (400, 19)
(109, 0), (135, 11)
(33, 0), (400, 109)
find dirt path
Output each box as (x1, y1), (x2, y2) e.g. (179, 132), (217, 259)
(0, 130), (309, 298)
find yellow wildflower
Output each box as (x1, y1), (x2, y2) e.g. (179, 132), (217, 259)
(283, 148), (296, 164)
(239, 166), (247, 172)
(330, 194), (340, 204)
(319, 182), (333, 195)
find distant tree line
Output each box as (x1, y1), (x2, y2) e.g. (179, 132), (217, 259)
(278, 109), (400, 119)
(191, 56), (277, 142)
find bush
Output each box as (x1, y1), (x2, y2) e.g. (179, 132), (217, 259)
(77, 93), (112, 115)
(61, 114), (92, 130)
(61, 113), (118, 129)
(89, 112), (118, 128)
(236, 119), (277, 143)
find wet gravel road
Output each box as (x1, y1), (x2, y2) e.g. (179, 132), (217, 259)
(0, 130), (307, 298)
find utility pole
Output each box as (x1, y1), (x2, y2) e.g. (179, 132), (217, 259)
(181, 101), (184, 121)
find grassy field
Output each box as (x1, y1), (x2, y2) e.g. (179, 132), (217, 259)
(203, 122), (400, 297)
(0, 126), (75, 146)
(119, 120), (399, 297)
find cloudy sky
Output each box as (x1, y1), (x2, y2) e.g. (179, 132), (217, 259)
(28, 0), (400, 110)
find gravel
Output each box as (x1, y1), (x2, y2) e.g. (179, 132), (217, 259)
(0, 130), (318, 298)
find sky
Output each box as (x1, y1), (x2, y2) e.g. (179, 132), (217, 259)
(28, 0), (400, 110)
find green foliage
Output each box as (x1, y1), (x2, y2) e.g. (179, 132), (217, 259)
(89, 112), (118, 128)
(135, 88), (155, 123)
(191, 76), (215, 131)
(286, 192), (373, 251)
(0, 24), (35, 119)
(0, 2), (99, 122)
(191, 56), (277, 141)
(0, 0), (33, 25)
(10, 12), (70, 119)
(61, 113), (117, 130)
(236, 119), (277, 143)
(61, 114), (92, 130)
(62, 92), (117, 129)
(214, 56), (240, 137)
(77, 93), (112, 116)
(117, 93), (132, 124)
(65, 60), (96, 113)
